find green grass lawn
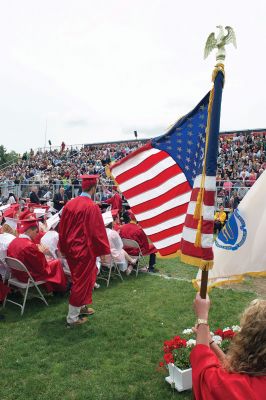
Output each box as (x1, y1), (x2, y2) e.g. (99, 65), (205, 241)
(0, 258), (258, 400)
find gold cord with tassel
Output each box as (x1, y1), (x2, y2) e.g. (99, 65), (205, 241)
(193, 64), (224, 248)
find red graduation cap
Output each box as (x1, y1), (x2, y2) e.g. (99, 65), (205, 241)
(17, 218), (39, 234)
(80, 174), (99, 190)
(19, 209), (34, 220)
(3, 203), (20, 218)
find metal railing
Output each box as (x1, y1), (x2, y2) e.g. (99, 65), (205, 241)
(0, 182), (252, 208)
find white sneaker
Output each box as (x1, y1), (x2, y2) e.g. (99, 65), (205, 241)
(139, 266), (148, 273)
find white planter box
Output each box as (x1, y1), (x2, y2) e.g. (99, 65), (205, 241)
(165, 363), (192, 392)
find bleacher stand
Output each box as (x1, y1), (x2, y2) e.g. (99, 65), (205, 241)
(0, 131), (265, 208)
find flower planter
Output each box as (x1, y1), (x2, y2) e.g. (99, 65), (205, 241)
(165, 363), (192, 392)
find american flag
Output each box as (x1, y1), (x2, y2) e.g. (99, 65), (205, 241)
(110, 91), (216, 258)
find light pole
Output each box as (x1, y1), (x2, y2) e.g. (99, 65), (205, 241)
(44, 119), (47, 151)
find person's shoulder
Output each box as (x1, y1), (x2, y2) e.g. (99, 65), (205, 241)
(7, 237), (18, 247)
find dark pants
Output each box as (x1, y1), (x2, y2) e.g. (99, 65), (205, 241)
(149, 253), (156, 269)
(214, 221), (223, 233)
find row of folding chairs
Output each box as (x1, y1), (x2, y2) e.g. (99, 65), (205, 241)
(0, 239), (146, 316)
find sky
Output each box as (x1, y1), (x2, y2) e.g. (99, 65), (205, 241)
(0, 0), (265, 153)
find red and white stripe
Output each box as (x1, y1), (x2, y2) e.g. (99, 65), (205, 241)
(111, 142), (217, 258)
(180, 174), (216, 261)
(111, 143), (193, 256)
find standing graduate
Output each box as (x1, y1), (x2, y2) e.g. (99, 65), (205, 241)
(59, 175), (110, 327)
(104, 186), (123, 213)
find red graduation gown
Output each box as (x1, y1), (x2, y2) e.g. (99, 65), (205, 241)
(119, 223), (156, 256)
(105, 193), (123, 212)
(59, 196), (110, 307)
(7, 237), (67, 292)
(0, 280), (10, 301)
(190, 344), (266, 400)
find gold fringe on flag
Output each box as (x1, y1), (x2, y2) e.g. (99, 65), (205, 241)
(105, 164), (112, 178)
(179, 251), (214, 270)
(105, 163), (120, 190)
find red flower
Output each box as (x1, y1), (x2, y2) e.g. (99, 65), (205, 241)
(164, 339), (176, 352)
(214, 329), (223, 337)
(163, 353), (174, 364)
(173, 335), (181, 342)
(222, 329), (235, 339)
(159, 362), (165, 368)
(172, 336), (187, 348)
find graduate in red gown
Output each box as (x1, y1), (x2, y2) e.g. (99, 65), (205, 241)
(190, 293), (266, 399)
(111, 209), (121, 232)
(0, 281), (10, 302)
(104, 186), (123, 213)
(59, 175), (110, 326)
(18, 209), (46, 245)
(7, 219), (67, 293)
(119, 209), (157, 272)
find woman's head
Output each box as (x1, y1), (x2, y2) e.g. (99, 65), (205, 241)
(226, 299), (266, 376)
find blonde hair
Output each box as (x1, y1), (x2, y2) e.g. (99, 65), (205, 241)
(2, 224), (17, 236)
(226, 299), (266, 376)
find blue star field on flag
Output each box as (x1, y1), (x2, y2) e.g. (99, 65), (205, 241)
(152, 92), (210, 187)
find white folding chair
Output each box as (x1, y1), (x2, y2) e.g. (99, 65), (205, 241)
(121, 238), (146, 277)
(3, 256), (48, 315)
(98, 255), (123, 287)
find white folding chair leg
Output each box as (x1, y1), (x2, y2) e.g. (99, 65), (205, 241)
(135, 254), (146, 276)
(21, 281), (30, 315)
(115, 264), (124, 282)
(3, 287), (8, 308)
(3, 280), (31, 315)
(106, 266), (112, 287)
(33, 283), (49, 307)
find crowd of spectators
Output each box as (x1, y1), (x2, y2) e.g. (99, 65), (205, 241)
(216, 131), (265, 209)
(0, 131), (265, 208)
(0, 141), (146, 201)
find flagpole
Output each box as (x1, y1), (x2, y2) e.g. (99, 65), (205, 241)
(199, 26), (237, 299)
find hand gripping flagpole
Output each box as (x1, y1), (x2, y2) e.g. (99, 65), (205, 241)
(197, 26), (237, 298)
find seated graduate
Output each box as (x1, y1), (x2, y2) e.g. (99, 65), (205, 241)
(190, 293), (266, 399)
(119, 209), (157, 272)
(18, 209), (47, 246)
(0, 232), (16, 262)
(101, 211), (136, 275)
(0, 231), (15, 301)
(7, 218), (67, 293)
(2, 204), (20, 236)
(111, 209), (122, 232)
